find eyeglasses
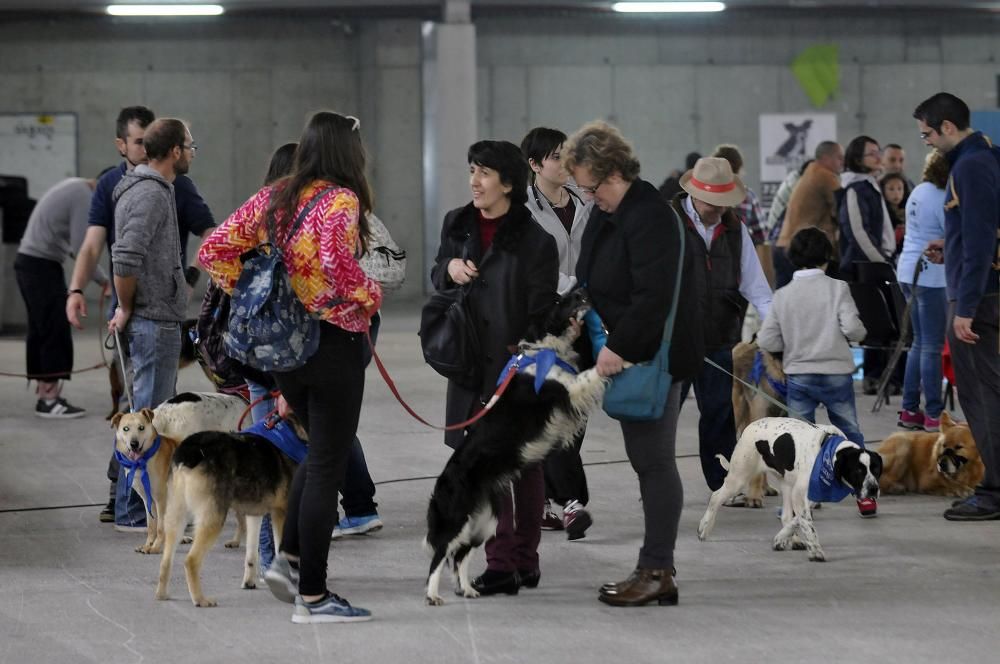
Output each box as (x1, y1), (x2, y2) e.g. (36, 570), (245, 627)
(862, 150), (881, 158)
(578, 180), (602, 196)
(919, 129), (937, 140)
(182, 142), (198, 153)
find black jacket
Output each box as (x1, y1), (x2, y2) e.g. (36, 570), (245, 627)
(576, 179), (705, 380)
(430, 201), (559, 447)
(672, 193), (747, 351)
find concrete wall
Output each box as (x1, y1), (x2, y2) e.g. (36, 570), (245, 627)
(0, 10), (997, 327)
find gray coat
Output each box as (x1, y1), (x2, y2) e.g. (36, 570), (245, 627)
(112, 165), (187, 322)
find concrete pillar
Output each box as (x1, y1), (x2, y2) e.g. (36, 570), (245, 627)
(421, 5), (476, 291)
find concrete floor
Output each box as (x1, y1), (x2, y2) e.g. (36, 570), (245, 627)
(1, 298), (998, 664)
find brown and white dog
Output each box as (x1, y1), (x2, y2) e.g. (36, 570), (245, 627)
(879, 412), (983, 497)
(698, 417), (882, 562)
(111, 392), (248, 554)
(731, 340), (787, 507)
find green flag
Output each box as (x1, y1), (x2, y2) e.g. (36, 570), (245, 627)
(792, 44), (839, 108)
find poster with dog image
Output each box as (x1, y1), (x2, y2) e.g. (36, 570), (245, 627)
(758, 113), (836, 211)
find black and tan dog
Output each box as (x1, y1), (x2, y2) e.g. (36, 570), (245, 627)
(424, 288), (606, 606)
(155, 418), (304, 608)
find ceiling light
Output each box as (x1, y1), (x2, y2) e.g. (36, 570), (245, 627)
(613, 2), (726, 12)
(107, 4), (225, 16)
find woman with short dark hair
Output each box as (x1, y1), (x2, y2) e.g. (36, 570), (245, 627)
(429, 139), (559, 595)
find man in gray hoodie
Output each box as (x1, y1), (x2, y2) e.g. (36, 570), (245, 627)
(109, 118), (194, 413)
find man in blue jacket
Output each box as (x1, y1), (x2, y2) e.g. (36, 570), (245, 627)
(914, 92), (1000, 520)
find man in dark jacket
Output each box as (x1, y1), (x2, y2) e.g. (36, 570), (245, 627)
(673, 157), (773, 494)
(914, 92), (1000, 520)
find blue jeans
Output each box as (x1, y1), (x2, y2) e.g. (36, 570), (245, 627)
(681, 347), (737, 491)
(900, 284), (947, 418)
(115, 315), (182, 527)
(786, 373), (864, 445)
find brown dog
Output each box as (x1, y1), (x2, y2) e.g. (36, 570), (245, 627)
(731, 340), (787, 507)
(879, 412), (984, 497)
(111, 409), (181, 554)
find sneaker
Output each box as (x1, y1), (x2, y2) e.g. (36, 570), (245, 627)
(35, 398), (85, 419)
(943, 496), (1000, 521)
(923, 414), (941, 432)
(264, 556), (300, 604)
(897, 409), (925, 430)
(113, 523), (148, 533)
(856, 497), (878, 518)
(291, 592), (372, 624)
(331, 514), (383, 540)
(99, 498), (116, 523)
(563, 499), (592, 541)
(540, 500), (564, 531)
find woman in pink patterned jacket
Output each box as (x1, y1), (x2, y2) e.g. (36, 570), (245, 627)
(199, 111), (381, 624)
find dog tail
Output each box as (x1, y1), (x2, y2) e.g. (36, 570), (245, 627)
(715, 454), (731, 473)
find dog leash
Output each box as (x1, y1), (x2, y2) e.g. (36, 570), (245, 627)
(703, 356), (810, 422)
(113, 328), (135, 414)
(366, 329), (520, 431)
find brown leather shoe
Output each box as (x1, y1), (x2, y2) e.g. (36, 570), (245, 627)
(598, 568), (678, 607)
(600, 566), (675, 595)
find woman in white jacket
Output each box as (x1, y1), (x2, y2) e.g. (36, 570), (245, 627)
(520, 126), (595, 540)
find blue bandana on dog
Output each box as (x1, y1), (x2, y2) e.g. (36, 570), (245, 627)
(808, 434), (853, 503)
(498, 349), (577, 394)
(114, 435), (162, 518)
(748, 351), (787, 400)
(242, 417), (307, 464)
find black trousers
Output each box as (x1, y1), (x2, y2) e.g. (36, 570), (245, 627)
(543, 428), (589, 506)
(14, 253), (73, 382)
(273, 323), (365, 596)
(948, 296), (1000, 507)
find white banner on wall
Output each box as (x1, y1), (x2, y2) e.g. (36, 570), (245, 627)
(0, 113), (78, 199)
(758, 113), (836, 211)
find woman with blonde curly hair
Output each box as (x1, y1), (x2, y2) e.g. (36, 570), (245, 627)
(566, 121), (705, 607)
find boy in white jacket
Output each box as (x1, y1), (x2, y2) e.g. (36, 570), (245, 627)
(757, 226), (877, 517)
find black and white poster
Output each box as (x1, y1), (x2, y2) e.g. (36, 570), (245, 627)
(758, 113), (836, 211)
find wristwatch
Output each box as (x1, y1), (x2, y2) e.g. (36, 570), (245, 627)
(67, 288), (84, 297)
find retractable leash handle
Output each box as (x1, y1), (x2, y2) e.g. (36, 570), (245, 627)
(113, 328), (135, 414)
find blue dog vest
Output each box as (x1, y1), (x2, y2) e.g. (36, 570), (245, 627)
(114, 435), (162, 518)
(241, 417), (308, 464)
(808, 434), (854, 503)
(498, 348), (578, 394)
(748, 351), (787, 400)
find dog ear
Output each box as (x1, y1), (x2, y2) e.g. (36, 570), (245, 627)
(140, 408), (155, 423)
(110, 412), (123, 429)
(940, 411), (954, 430)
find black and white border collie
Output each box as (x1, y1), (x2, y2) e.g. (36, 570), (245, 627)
(424, 288), (606, 606)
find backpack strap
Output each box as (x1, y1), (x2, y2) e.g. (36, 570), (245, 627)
(265, 186), (339, 255)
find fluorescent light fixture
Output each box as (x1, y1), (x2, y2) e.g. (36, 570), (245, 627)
(107, 4), (225, 16)
(613, 2), (726, 12)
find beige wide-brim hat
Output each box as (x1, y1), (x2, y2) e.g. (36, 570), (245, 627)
(679, 157), (747, 207)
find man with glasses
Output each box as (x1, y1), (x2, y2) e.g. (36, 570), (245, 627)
(109, 119), (195, 438)
(65, 106), (214, 530)
(914, 92), (1000, 521)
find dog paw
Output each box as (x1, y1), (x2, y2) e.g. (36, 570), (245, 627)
(224, 540), (240, 549)
(242, 581), (256, 590)
(194, 597), (218, 607)
(747, 498), (764, 509)
(809, 551), (827, 562)
(181, 536), (193, 545)
(764, 486), (779, 497)
(426, 595), (445, 606)
(155, 589), (169, 601)
(791, 540), (807, 551)
(135, 544), (153, 554)
(773, 538), (791, 551)
(462, 588), (480, 599)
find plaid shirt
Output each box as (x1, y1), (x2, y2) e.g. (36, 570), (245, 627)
(735, 187), (766, 246)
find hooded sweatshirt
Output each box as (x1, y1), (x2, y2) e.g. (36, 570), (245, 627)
(111, 164), (187, 322)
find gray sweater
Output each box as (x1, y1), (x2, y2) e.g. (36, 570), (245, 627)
(111, 165), (186, 322)
(757, 269), (866, 375)
(17, 177), (108, 285)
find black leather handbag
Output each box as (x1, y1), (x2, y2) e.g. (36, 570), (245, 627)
(419, 285), (482, 390)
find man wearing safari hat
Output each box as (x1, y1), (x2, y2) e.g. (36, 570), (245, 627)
(672, 157), (773, 498)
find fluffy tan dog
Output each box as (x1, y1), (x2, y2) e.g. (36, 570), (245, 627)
(731, 340), (787, 507)
(879, 412), (984, 497)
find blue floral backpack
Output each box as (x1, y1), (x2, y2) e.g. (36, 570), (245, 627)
(224, 187), (335, 372)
